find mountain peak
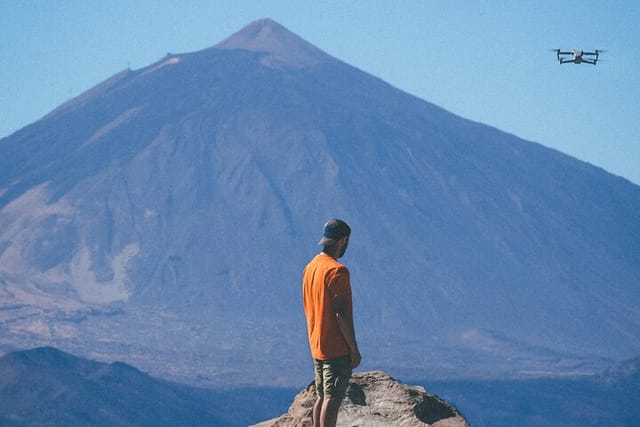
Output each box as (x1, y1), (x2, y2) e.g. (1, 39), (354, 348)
(215, 18), (333, 68)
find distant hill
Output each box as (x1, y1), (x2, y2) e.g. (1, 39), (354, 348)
(1, 18), (639, 385)
(0, 347), (294, 427)
(0, 346), (224, 426)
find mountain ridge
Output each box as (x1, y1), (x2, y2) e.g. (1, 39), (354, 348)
(0, 346), (291, 426)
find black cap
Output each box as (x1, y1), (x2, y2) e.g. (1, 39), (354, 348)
(318, 219), (351, 246)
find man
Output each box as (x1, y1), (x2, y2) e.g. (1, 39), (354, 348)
(302, 219), (361, 427)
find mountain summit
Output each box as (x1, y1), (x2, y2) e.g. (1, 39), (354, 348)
(1, 19), (639, 386)
(215, 18), (334, 68)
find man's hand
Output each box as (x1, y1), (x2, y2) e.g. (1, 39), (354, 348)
(349, 347), (361, 369)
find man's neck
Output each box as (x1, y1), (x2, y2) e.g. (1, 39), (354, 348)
(321, 249), (339, 259)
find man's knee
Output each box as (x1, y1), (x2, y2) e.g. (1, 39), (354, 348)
(323, 397), (342, 410)
(322, 397), (342, 417)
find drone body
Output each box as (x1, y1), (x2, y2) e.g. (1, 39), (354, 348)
(555, 49), (602, 65)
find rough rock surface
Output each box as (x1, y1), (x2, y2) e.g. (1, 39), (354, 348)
(253, 371), (468, 426)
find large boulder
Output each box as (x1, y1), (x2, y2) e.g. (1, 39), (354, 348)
(254, 371), (468, 426)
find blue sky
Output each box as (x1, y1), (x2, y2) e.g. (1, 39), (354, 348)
(2, 1), (638, 184)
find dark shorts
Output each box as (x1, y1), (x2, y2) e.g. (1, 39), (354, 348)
(314, 355), (352, 399)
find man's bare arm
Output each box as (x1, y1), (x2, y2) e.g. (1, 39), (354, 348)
(335, 310), (361, 368)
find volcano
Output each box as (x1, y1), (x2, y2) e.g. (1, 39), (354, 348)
(1, 18), (639, 386)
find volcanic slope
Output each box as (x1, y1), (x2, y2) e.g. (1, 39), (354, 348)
(1, 18), (639, 385)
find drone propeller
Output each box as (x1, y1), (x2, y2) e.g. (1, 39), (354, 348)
(550, 49), (575, 57)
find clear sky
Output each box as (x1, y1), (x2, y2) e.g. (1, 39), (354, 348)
(2, 1), (638, 184)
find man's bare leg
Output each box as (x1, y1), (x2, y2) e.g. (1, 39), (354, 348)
(312, 396), (323, 427)
(320, 397), (342, 427)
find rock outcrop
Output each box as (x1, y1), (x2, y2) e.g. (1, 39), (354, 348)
(253, 371), (468, 426)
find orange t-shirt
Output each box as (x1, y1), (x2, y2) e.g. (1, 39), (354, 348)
(302, 252), (352, 361)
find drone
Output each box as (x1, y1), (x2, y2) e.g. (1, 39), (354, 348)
(554, 49), (602, 65)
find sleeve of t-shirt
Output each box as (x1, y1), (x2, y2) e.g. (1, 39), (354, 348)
(329, 267), (351, 315)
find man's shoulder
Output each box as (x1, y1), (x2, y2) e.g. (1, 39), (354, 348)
(313, 253), (347, 270)
(304, 253), (348, 277)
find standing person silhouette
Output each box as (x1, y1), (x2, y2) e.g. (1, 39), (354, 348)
(302, 219), (361, 427)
